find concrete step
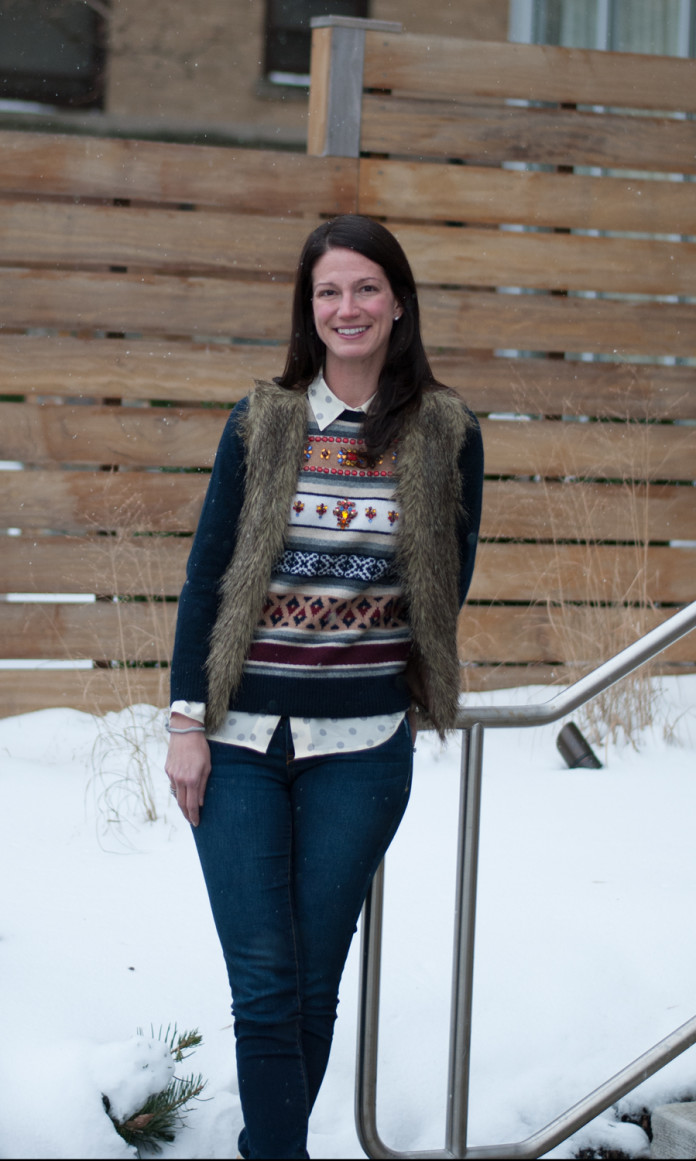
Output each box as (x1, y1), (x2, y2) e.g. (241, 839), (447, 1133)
(651, 1101), (696, 1159)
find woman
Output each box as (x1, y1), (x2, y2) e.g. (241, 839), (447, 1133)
(165, 214), (483, 1159)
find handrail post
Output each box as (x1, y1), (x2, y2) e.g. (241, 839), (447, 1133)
(447, 723), (485, 1156)
(355, 860), (386, 1158)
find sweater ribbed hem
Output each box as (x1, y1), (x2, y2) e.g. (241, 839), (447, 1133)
(229, 671), (411, 719)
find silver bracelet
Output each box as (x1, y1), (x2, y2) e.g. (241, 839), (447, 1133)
(165, 723), (206, 734)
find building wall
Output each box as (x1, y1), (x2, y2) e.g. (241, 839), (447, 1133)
(105, 0), (510, 145)
(373, 0), (509, 39)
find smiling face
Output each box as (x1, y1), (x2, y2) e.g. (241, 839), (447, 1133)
(311, 247), (401, 381)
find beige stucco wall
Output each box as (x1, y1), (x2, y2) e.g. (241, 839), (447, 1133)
(373, 0), (509, 39)
(105, 0), (509, 144)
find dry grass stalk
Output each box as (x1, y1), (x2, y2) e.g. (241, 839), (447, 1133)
(75, 489), (183, 829)
(462, 373), (671, 744)
(538, 409), (662, 747)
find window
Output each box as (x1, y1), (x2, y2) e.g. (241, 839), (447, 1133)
(0, 0), (106, 109)
(264, 0), (369, 86)
(510, 0), (695, 56)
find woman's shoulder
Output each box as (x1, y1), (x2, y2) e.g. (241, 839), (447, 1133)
(220, 380), (302, 435)
(234, 379), (309, 439)
(217, 393), (251, 442)
(222, 379), (297, 417)
(250, 378), (308, 405)
(220, 380), (309, 462)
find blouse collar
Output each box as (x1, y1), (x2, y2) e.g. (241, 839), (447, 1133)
(307, 372), (373, 432)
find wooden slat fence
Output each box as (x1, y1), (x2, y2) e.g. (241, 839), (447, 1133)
(0, 19), (695, 717)
(308, 18), (696, 690)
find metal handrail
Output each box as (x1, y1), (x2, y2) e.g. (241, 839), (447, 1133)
(355, 600), (696, 1160)
(455, 602), (696, 730)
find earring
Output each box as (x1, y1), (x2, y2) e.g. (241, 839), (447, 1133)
(393, 313), (400, 321)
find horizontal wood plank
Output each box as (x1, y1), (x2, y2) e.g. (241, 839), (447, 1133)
(482, 480), (696, 542)
(361, 96), (696, 174)
(359, 159), (696, 235)
(3, 337), (693, 420)
(477, 417), (696, 482)
(2, 601), (693, 664)
(3, 403), (694, 478)
(0, 668), (170, 717)
(3, 473), (695, 541)
(0, 268), (293, 340)
(456, 604), (695, 665)
(0, 131), (359, 212)
(3, 199), (693, 296)
(363, 32), (696, 113)
(3, 270), (693, 356)
(0, 470), (208, 533)
(394, 223), (696, 297)
(418, 287), (696, 358)
(0, 336), (277, 404)
(0, 401), (227, 468)
(430, 356), (696, 422)
(2, 536), (191, 597)
(4, 536), (695, 605)
(475, 544), (696, 604)
(0, 202), (314, 277)
(0, 600), (178, 662)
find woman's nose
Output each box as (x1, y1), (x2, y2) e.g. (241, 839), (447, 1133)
(337, 292), (359, 317)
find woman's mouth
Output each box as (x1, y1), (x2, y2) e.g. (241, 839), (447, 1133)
(335, 326), (369, 337)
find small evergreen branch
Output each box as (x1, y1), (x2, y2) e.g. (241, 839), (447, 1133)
(105, 1074), (207, 1151)
(136, 1023), (203, 1062)
(171, 1028), (203, 1061)
(104, 1026), (207, 1152)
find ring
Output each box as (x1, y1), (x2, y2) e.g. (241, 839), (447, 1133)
(169, 785), (177, 797)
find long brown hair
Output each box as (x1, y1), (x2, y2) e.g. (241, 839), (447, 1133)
(277, 215), (443, 457)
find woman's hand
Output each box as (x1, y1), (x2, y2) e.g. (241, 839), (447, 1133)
(165, 716), (211, 827)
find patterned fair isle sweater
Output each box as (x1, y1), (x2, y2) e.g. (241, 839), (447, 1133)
(242, 405), (410, 714)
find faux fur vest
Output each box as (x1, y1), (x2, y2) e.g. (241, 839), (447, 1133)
(205, 380), (475, 737)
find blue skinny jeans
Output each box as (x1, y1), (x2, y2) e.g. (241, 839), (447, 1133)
(191, 717), (413, 1160)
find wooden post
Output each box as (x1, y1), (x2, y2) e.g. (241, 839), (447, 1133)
(307, 16), (401, 158)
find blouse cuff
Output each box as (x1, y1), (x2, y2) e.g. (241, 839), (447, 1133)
(169, 700), (206, 723)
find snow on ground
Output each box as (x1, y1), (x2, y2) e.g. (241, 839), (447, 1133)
(0, 678), (695, 1159)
